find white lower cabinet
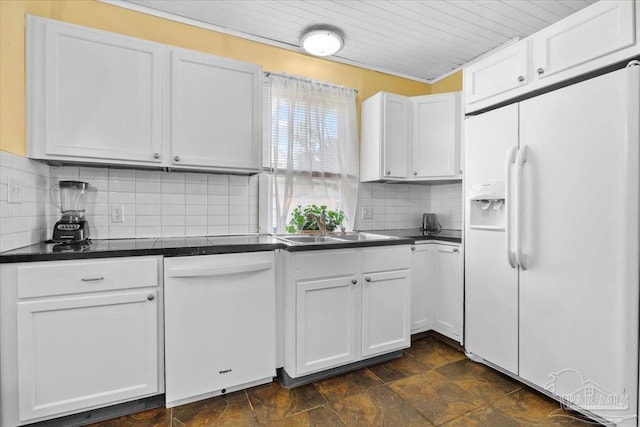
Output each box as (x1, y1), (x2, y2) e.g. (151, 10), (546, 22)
(295, 277), (358, 375)
(0, 257), (163, 426)
(164, 252), (276, 407)
(431, 243), (463, 341)
(410, 244), (432, 333)
(361, 269), (411, 357)
(283, 246), (411, 379)
(410, 242), (463, 343)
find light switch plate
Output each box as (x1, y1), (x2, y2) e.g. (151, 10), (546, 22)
(7, 177), (22, 204)
(361, 207), (373, 220)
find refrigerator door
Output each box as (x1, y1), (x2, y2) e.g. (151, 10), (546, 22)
(518, 66), (639, 425)
(464, 103), (519, 374)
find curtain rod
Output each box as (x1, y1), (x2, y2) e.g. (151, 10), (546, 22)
(264, 71), (360, 94)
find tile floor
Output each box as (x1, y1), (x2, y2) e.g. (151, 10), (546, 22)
(88, 335), (602, 426)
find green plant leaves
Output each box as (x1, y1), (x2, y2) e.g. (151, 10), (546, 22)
(286, 204), (346, 233)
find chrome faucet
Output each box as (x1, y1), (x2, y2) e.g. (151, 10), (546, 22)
(307, 211), (327, 234)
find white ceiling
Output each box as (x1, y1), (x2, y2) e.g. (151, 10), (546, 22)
(117, 0), (598, 83)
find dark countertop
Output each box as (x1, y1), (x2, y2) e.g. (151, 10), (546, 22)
(0, 232), (422, 263)
(0, 235), (284, 263)
(370, 229), (462, 244)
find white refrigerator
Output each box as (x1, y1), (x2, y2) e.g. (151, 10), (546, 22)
(464, 62), (639, 426)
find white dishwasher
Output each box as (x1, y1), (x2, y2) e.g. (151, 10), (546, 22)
(164, 251), (276, 407)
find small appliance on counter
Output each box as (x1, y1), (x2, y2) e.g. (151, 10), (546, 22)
(50, 180), (90, 244)
(422, 213), (442, 233)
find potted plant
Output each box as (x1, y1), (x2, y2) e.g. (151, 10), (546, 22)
(286, 205), (346, 234)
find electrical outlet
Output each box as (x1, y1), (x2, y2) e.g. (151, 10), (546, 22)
(7, 177), (22, 204)
(111, 205), (125, 223)
(361, 207), (373, 220)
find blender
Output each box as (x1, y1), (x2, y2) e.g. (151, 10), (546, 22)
(51, 180), (90, 243)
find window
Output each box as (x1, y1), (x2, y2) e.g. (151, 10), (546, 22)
(265, 74), (359, 233)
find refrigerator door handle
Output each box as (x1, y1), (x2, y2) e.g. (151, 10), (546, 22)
(515, 145), (528, 270)
(505, 146), (518, 268)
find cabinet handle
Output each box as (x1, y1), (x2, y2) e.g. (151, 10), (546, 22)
(537, 68), (544, 75)
(411, 246), (416, 251)
(351, 279), (357, 284)
(453, 248), (459, 253)
(173, 155), (180, 162)
(385, 170), (391, 176)
(365, 277), (372, 282)
(81, 276), (104, 282)
(153, 152), (160, 159)
(147, 294), (155, 301)
(458, 169), (463, 175)
(413, 171), (417, 176)
(518, 75), (525, 82)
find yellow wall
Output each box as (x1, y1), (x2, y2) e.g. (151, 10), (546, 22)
(0, 0), (433, 156)
(430, 71), (463, 94)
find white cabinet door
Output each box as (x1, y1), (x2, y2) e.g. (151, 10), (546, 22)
(17, 290), (159, 421)
(382, 93), (410, 179)
(170, 49), (262, 173)
(361, 91), (462, 182)
(410, 244), (431, 333)
(296, 276), (358, 375)
(361, 269), (411, 358)
(464, 41), (529, 110)
(28, 16), (163, 164)
(431, 244), (463, 342)
(164, 253), (275, 407)
(412, 93), (460, 179)
(533, 0), (636, 83)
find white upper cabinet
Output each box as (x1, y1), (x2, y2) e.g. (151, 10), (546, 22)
(465, 0), (639, 113)
(27, 16), (262, 174)
(382, 94), (411, 180)
(532, 0), (636, 82)
(463, 42), (529, 108)
(170, 50), (262, 173)
(412, 93), (461, 179)
(360, 92), (409, 181)
(360, 91), (461, 182)
(28, 15), (164, 165)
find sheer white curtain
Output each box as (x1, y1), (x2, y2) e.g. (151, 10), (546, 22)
(266, 73), (359, 233)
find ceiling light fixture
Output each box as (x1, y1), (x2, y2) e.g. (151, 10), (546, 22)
(300, 29), (344, 57)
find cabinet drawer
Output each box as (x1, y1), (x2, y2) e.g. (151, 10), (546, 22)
(17, 257), (159, 299)
(361, 246), (411, 272)
(295, 250), (358, 280)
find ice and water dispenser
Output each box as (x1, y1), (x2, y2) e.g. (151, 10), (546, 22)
(468, 181), (505, 230)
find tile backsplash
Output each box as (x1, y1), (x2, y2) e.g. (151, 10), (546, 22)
(0, 152), (50, 252)
(1, 150), (463, 251)
(355, 181), (463, 231)
(0, 151), (260, 251)
(427, 183), (464, 230)
(49, 165), (260, 240)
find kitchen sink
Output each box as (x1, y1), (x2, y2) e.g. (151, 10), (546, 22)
(331, 232), (396, 242)
(274, 235), (342, 244)
(273, 232), (398, 245)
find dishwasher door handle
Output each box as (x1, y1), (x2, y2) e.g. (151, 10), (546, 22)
(167, 261), (272, 278)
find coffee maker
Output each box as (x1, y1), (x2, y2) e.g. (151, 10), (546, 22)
(51, 180), (90, 243)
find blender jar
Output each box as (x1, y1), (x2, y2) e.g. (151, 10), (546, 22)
(51, 180), (89, 222)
